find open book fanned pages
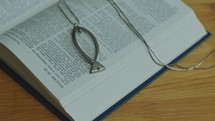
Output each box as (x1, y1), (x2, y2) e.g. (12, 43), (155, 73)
(0, 0), (209, 121)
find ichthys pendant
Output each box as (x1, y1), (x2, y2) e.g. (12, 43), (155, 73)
(72, 25), (106, 74)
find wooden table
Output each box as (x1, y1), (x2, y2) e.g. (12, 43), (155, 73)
(0, 0), (215, 121)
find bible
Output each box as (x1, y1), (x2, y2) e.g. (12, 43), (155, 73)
(0, 0), (210, 121)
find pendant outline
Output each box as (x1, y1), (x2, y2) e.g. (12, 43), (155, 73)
(72, 26), (106, 73)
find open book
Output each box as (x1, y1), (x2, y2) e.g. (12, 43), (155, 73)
(0, 0), (209, 120)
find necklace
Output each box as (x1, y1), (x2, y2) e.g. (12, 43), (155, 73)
(58, 0), (106, 74)
(108, 0), (215, 72)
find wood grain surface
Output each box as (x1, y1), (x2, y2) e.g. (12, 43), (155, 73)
(0, 0), (214, 121)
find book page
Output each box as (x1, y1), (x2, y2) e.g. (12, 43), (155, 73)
(0, 0), (59, 34)
(0, 0), (196, 104)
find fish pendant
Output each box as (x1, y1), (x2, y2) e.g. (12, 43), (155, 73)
(72, 25), (106, 74)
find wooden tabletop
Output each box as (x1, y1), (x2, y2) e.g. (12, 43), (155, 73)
(0, 0), (215, 121)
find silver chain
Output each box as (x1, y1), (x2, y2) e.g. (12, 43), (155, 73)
(108, 0), (215, 72)
(58, 0), (80, 26)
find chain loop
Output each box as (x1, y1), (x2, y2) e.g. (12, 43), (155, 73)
(108, 0), (215, 71)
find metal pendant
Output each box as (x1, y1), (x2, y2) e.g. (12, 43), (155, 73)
(72, 25), (106, 74)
